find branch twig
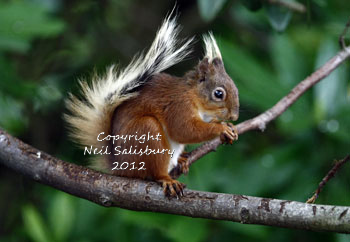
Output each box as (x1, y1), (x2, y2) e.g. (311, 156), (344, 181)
(339, 17), (350, 49)
(265, 0), (306, 13)
(307, 155), (350, 204)
(0, 128), (350, 233)
(170, 46), (350, 178)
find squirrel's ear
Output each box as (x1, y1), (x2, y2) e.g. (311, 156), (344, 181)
(212, 57), (223, 68)
(198, 57), (209, 75)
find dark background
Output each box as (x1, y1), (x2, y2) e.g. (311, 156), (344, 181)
(1, 0), (350, 241)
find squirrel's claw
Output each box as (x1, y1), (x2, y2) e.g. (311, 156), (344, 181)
(173, 183), (183, 197)
(220, 122), (238, 144)
(161, 179), (185, 198)
(227, 122), (238, 141)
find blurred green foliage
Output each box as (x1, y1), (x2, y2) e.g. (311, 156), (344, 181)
(1, 0), (350, 241)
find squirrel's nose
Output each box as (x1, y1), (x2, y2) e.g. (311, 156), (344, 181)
(229, 111), (239, 121)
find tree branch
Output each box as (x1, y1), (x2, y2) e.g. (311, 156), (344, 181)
(307, 155), (350, 204)
(1, 36), (350, 234)
(170, 46), (350, 178)
(1, 128), (350, 233)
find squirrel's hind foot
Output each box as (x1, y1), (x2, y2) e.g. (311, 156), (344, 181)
(158, 177), (186, 198)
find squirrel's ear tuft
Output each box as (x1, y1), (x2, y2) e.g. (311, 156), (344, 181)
(198, 57), (209, 75)
(203, 32), (222, 62)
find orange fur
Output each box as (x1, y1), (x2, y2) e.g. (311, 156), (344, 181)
(106, 71), (238, 195)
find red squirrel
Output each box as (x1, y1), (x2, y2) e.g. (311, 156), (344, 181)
(65, 15), (239, 197)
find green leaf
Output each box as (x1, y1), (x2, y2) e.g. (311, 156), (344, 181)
(265, 4), (292, 32)
(120, 210), (170, 230)
(198, 0), (227, 22)
(0, 94), (27, 135)
(313, 38), (346, 120)
(0, 36), (30, 53)
(22, 205), (53, 242)
(337, 232), (350, 242)
(325, 106), (350, 142)
(166, 218), (208, 242)
(120, 210), (208, 242)
(270, 34), (313, 133)
(312, 0), (327, 7)
(33, 77), (63, 112)
(241, 0), (263, 11)
(271, 34), (306, 87)
(0, 1), (65, 53)
(223, 222), (269, 239)
(49, 192), (75, 242)
(0, 55), (38, 99)
(219, 37), (288, 111)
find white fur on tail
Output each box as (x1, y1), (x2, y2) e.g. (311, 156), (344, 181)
(64, 15), (193, 170)
(203, 32), (222, 62)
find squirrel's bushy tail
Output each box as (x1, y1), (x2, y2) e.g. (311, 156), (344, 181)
(64, 15), (193, 170)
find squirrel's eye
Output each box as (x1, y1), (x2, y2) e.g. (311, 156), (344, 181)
(212, 87), (226, 101)
(215, 90), (223, 99)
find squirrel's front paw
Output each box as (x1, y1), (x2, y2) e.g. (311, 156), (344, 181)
(220, 122), (238, 144)
(178, 152), (190, 175)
